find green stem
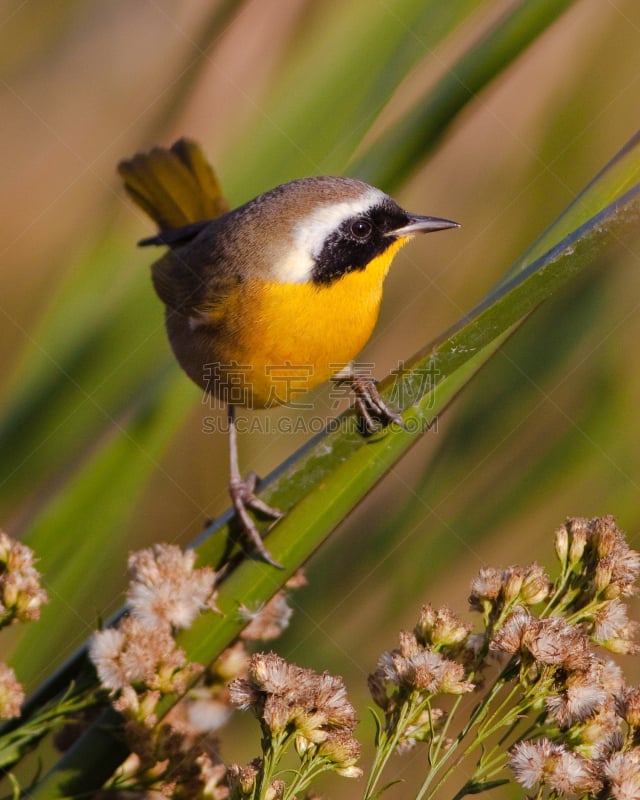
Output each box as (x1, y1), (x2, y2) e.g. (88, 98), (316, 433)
(459, 660), (519, 740)
(284, 755), (334, 800)
(0, 685), (101, 774)
(255, 729), (289, 800)
(364, 698), (428, 800)
(482, 752), (512, 781)
(414, 659), (522, 800)
(470, 715), (529, 786)
(478, 747), (508, 778)
(565, 595), (606, 626)
(540, 565), (573, 616)
(472, 676), (547, 750)
(468, 683), (524, 750)
(428, 694), (461, 767)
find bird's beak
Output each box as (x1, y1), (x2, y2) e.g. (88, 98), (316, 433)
(389, 214), (460, 237)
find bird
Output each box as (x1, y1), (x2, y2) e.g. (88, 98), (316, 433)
(119, 138), (459, 567)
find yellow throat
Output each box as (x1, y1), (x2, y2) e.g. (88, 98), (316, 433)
(217, 238), (408, 408)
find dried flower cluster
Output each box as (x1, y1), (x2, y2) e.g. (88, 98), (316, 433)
(0, 530), (48, 719)
(87, 548), (309, 798)
(500, 517), (640, 800)
(555, 515), (640, 650)
(126, 544), (219, 629)
(238, 570), (306, 642)
(228, 652), (361, 798)
(469, 562), (551, 623)
(361, 516), (640, 800)
(91, 544), (218, 708)
(0, 529), (48, 627)
(0, 662), (25, 721)
(90, 543), (220, 796)
(368, 605), (473, 759)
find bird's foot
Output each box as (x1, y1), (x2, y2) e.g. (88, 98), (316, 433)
(349, 374), (404, 432)
(229, 471), (285, 568)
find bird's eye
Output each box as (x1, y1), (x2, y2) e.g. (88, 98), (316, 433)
(350, 218), (373, 239)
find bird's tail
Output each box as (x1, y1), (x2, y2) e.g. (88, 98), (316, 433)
(117, 137), (229, 231)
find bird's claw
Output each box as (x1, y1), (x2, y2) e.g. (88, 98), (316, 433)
(228, 474), (284, 568)
(349, 375), (405, 432)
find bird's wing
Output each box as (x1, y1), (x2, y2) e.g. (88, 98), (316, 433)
(151, 248), (242, 326)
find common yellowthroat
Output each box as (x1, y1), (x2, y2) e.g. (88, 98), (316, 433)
(119, 139), (458, 566)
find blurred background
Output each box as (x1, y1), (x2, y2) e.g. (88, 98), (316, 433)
(1, 0), (639, 795)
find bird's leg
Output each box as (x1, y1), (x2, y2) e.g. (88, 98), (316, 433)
(227, 405), (284, 567)
(334, 366), (403, 432)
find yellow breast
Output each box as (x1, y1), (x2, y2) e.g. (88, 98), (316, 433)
(212, 239), (406, 408)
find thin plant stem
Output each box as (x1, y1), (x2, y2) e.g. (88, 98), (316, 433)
(413, 659), (523, 800)
(285, 757), (333, 800)
(255, 729), (288, 800)
(428, 694), (460, 767)
(364, 697), (430, 800)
